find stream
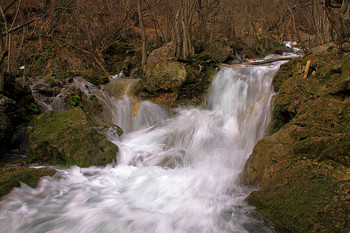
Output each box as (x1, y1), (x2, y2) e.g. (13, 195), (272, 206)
(0, 55), (292, 232)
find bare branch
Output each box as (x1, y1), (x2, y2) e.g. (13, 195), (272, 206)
(1, 19), (34, 37)
(3, 0), (18, 13)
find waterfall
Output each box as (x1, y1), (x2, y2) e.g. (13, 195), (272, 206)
(92, 79), (168, 133)
(31, 78), (168, 134)
(0, 60), (288, 233)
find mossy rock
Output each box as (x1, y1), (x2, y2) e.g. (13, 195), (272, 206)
(28, 108), (119, 167)
(0, 167), (56, 198)
(135, 61), (186, 106)
(80, 69), (109, 85)
(243, 51), (350, 232)
(269, 52), (350, 133)
(136, 60), (216, 107)
(64, 86), (103, 115)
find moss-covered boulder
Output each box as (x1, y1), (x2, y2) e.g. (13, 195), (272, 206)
(242, 51), (350, 232)
(135, 60), (217, 107)
(136, 61), (186, 106)
(28, 108), (119, 167)
(0, 167), (56, 198)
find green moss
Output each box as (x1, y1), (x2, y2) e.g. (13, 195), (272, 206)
(247, 163), (349, 233)
(69, 95), (84, 108)
(28, 108), (118, 167)
(0, 167), (56, 198)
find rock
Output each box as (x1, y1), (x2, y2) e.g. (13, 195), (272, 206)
(0, 167), (56, 198)
(1, 74), (40, 156)
(80, 69), (109, 85)
(136, 61), (186, 106)
(147, 42), (175, 65)
(269, 51), (349, 134)
(242, 51), (350, 232)
(342, 40), (350, 53)
(136, 60), (217, 107)
(28, 108), (120, 167)
(311, 42), (338, 53)
(145, 61), (186, 92)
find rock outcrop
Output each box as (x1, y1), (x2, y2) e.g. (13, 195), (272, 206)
(28, 108), (120, 167)
(243, 50), (350, 232)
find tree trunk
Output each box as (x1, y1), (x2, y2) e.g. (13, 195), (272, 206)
(137, 0), (147, 69)
(324, 0), (344, 40)
(286, 1), (308, 53)
(0, 26), (6, 94)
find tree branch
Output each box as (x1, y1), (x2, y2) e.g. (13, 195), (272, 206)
(1, 19), (34, 37)
(3, 0), (18, 13)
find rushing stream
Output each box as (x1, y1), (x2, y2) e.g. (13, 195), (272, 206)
(0, 58), (290, 232)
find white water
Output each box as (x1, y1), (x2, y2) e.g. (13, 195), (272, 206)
(0, 61), (287, 233)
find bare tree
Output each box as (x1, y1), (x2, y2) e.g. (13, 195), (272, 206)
(137, 0), (147, 69)
(0, 0), (34, 93)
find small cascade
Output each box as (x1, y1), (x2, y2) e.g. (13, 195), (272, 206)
(0, 58), (291, 232)
(31, 77), (168, 133)
(90, 79), (168, 133)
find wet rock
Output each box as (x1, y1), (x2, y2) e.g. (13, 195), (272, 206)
(0, 167), (56, 198)
(28, 108), (119, 167)
(32, 82), (56, 97)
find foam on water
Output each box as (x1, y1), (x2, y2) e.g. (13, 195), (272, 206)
(0, 61), (288, 233)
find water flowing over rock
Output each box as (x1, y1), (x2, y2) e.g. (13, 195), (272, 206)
(0, 59), (287, 232)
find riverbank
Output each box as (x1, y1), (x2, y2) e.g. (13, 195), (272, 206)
(243, 44), (350, 232)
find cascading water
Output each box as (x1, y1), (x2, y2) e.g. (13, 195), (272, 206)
(0, 59), (289, 233)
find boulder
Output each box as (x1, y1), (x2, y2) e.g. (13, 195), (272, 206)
(136, 61), (187, 106)
(147, 42), (175, 65)
(28, 108), (120, 167)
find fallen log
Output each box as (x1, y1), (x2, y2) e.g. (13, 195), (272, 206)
(229, 57), (294, 67)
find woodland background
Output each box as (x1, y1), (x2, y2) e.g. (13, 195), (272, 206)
(0, 0), (348, 89)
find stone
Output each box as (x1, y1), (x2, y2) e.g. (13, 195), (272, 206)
(28, 108), (120, 167)
(147, 42), (175, 65)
